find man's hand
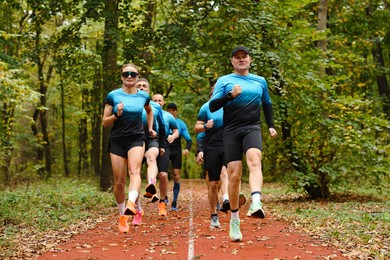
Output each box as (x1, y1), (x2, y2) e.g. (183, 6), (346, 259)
(167, 134), (175, 143)
(196, 151), (204, 165)
(149, 129), (157, 138)
(269, 128), (277, 138)
(159, 148), (165, 156)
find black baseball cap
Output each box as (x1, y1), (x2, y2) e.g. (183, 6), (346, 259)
(167, 103), (177, 110)
(231, 46), (250, 57)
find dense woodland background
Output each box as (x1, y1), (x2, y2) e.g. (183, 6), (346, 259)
(1, 0), (389, 198)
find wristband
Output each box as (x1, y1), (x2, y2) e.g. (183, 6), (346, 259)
(114, 111), (121, 118)
(204, 123), (207, 129)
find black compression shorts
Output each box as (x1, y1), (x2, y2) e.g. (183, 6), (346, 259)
(204, 144), (225, 182)
(223, 127), (262, 163)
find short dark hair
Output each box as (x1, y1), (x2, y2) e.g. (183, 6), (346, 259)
(167, 103), (177, 110)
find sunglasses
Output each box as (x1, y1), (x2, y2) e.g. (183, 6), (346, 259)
(121, 71), (139, 78)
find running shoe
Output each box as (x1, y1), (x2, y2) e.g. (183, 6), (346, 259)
(124, 201), (136, 216)
(246, 201), (265, 218)
(239, 193), (247, 207)
(220, 199), (230, 213)
(144, 184), (157, 198)
(229, 218), (242, 241)
(150, 194), (159, 203)
(158, 201), (167, 216)
(171, 201), (178, 211)
(210, 215), (221, 228)
(118, 215), (130, 233)
(132, 209), (144, 226)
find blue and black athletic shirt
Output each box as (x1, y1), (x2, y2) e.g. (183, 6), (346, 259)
(169, 117), (192, 152)
(142, 100), (167, 148)
(209, 73), (275, 135)
(197, 101), (224, 147)
(163, 110), (178, 137)
(104, 88), (151, 139)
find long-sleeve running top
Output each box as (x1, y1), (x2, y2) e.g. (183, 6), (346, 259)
(209, 73), (275, 135)
(169, 117), (192, 151)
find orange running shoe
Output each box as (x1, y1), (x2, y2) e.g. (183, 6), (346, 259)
(118, 215), (129, 233)
(144, 184), (157, 198)
(158, 201), (167, 216)
(132, 210), (144, 226)
(124, 201), (136, 216)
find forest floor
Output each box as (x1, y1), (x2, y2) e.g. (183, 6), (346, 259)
(34, 180), (350, 260)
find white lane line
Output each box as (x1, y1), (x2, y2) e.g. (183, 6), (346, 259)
(187, 188), (194, 260)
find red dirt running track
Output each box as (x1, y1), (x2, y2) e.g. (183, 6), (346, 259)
(39, 180), (347, 260)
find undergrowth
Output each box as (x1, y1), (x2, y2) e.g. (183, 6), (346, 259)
(0, 178), (113, 258)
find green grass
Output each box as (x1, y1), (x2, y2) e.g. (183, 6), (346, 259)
(0, 178), (113, 258)
(262, 183), (390, 259)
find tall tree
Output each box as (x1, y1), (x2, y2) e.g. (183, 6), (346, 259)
(366, 5), (390, 119)
(100, 0), (121, 190)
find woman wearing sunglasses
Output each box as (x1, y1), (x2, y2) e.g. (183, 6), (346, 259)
(102, 63), (157, 234)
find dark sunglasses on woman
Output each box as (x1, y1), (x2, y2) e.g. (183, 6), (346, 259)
(121, 71), (139, 78)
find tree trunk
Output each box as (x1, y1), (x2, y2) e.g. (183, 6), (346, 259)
(1, 103), (14, 186)
(303, 0), (330, 198)
(317, 0), (328, 75)
(372, 39), (390, 120)
(31, 108), (44, 177)
(78, 89), (89, 176)
(59, 66), (70, 177)
(100, 0), (120, 191)
(31, 29), (49, 178)
(38, 64), (52, 177)
(91, 66), (103, 177)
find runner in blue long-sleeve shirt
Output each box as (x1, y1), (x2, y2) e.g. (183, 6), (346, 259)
(166, 103), (192, 211)
(209, 46), (277, 242)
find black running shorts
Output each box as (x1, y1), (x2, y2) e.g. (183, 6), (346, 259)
(108, 134), (145, 158)
(223, 127), (262, 163)
(146, 138), (159, 151)
(169, 149), (182, 169)
(204, 144), (225, 182)
(157, 149), (170, 172)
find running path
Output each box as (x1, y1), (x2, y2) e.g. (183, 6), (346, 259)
(39, 180), (346, 259)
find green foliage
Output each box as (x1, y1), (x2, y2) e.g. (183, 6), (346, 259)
(0, 177), (112, 228)
(0, 0), (389, 199)
(267, 182), (390, 259)
(0, 61), (41, 185)
(0, 177), (112, 257)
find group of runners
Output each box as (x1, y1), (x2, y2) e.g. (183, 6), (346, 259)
(102, 46), (277, 242)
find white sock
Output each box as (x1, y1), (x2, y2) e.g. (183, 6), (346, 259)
(251, 193), (261, 204)
(117, 201), (125, 216)
(231, 211), (239, 220)
(223, 193), (229, 201)
(128, 190), (139, 202)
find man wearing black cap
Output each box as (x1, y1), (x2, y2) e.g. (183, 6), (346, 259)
(209, 46), (277, 242)
(166, 103), (192, 211)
